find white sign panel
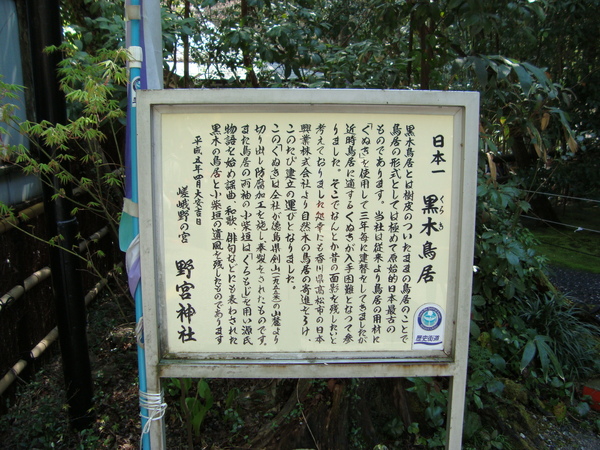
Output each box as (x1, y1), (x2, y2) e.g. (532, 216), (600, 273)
(138, 89), (478, 366)
(161, 111), (454, 355)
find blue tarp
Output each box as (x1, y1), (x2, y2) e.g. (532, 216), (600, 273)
(0, 0), (29, 151)
(0, 0), (42, 207)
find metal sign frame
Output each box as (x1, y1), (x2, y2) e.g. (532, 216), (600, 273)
(137, 89), (479, 449)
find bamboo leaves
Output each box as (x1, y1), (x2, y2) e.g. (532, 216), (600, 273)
(520, 334), (564, 382)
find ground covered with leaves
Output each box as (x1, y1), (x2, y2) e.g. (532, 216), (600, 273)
(0, 276), (599, 449)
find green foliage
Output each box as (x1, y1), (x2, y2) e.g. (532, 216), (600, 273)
(466, 345), (505, 412)
(2, 44), (127, 242)
(473, 170), (547, 316)
(517, 293), (600, 380)
(165, 378), (255, 444)
(318, 39), (405, 89)
(166, 378), (214, 440)
(405, 378), (447, 447)
(62, 0), (126, 51)
(0, 77), (23, 133)
(190, 0), (329, 87)
(1, 44), (129, 315)
(519, 332), (563, 382)
(463, 427), (511, 450)
(548, 144), (600, 200)
(574, 401), (591, 418)
(222, 387), (245, 433)
(459, 53), (576, 177)
(463, 157), (599, 445)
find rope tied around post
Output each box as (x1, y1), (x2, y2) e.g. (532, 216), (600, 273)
(139, 390), (167, 437)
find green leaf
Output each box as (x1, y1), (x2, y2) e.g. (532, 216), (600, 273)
(486, 379), (505, 396)
(513, 63), (532, 94)
(535, 335), (564, 380)
(481, 230), (498, 240)
(528, 2), (546, 20)
(408, 422), (419, 435)
(473, 393), (483, 409)
(518, 200), (531, 212)
(473, 57), (488, 88)
(471, 295), (486, 306)
(470, 319), (481, 338)
(521, 61), (551, 88)
(505, 281), (515, 299)
(535, 336), (551, 373)
(491, 327), (506, 341)
(197, 379), (213, 406)
(496, 64), (511, 81)
(464, 411), (482, 439)
(425, 405), (445, 427)
(505, 250), (519, 266)
(520, 339), (537, 372)
(489, 354), (506, 371)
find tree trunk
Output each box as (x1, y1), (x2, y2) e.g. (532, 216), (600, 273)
(419, 20), (432, 89)
(240, 0), (259, 87)
(407, 11), (414, 86)
(512, 133), (535, 169)
(183, 0), (191, 88)
(246, 378), (423, 449)
(249, 379), (351, 449)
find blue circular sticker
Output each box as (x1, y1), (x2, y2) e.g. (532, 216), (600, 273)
(417, 306), (442, 331)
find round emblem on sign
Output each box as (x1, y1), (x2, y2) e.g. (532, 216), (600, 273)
(418, 306), (442, 331)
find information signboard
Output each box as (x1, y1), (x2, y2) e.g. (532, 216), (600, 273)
(137, 89), (479, 448)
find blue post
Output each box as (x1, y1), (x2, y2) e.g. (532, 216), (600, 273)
(125, 1), (151, 448)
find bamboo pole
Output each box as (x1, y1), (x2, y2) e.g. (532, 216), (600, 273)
(0, 264), (121, 397)
(0, 267), (51, 313)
